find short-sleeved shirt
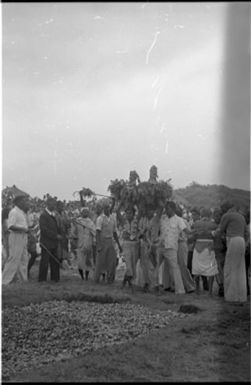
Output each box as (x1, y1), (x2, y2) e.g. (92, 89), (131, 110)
(160, 214), (186, 250)
(8, 206), (28, 231)
(96, 214), (117, 239)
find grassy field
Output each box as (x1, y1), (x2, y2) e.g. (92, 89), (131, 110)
(2, 261), (250, 382)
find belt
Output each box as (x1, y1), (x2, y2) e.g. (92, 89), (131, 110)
(9, 229), (28, 234)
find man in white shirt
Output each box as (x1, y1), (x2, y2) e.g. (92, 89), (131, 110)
(2, 195), (30, 285)
(159, 201), (187, 294)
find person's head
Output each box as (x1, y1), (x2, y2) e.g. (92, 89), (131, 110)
(220, 201), (235, 214)
(213, 208), (223, 224)
(81, 207), (90, 218)
(13, 195), (30, 212)
(175, 205), (183, 218)
(46, 197), (57, 212)
(72, 209), (80, 218)
(96, 204), (103, 216)
(146, 206), (155, 220)
(56, 200), (64, 214)
(125, 207), (135, 222)
(191, 207), (200, 222)
(200, 207), (211, 219)
(182, 209), (188, 220)
(103, 202), (111, 217)
(165, 201), (176, 218)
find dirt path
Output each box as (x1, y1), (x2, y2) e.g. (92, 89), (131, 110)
(2, 266), (250, 382)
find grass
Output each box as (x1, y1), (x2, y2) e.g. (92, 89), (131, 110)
(2, 262), (250, 382)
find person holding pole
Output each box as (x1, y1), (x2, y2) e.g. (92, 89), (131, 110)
(38, 197), (62, 282)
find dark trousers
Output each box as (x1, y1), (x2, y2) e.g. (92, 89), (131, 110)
(39, 247), (60, 282)
(187, 250), (193, 274)
(245, 246), (250, 295)
(28, 252), (38, 276)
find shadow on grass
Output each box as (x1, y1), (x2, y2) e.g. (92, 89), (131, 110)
(61, 292), (131, 305)
(2, 280), (132, 309)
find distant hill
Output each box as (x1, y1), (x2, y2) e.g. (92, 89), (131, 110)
(174, 182), (250, 210)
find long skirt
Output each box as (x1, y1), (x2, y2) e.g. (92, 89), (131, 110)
(137, 240), (155, 286)
(77, 246), (94, 272)
(122, 240), (139, 279)
(177, 241), (195, 292)
(192, 244), (218, 277)
(2, 232), (29, 285)
(224, 236), (247, 303)
(94, 238), (117, 283)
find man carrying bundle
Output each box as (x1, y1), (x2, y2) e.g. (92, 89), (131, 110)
(121, 206), (139, 291)
(72, 207), (96, 281)
(95, 201), (122, 284)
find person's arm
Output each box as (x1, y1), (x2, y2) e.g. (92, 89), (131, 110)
(8, 225), (28, 233)
(110, 197), (116, 213)
(244, 223), (249, 244)
(113, 231), (122, 253)
(219, 214), (228, 235)
(178, 217), (188, 235)
(69, 222), (78, 240)
(138, 218), (147, 239)
(96, 230), (102, 251)
(115, 203), (124, 228)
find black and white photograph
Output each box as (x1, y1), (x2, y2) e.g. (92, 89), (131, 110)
(1, 2), (250, 382)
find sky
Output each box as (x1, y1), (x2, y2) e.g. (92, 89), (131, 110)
(2, 2), (250, 201)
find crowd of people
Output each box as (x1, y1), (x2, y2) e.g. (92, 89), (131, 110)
(1, 193), (250, 303)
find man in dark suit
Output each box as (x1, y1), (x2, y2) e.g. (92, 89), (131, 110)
(38, 197), (62, 282)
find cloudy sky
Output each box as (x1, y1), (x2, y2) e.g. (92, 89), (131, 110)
(2, 2), (250, 200)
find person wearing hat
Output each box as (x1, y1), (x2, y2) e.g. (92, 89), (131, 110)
(121, 206), (140, 291)
(38, 197), (62, 282)
(2, 195), (30, 285)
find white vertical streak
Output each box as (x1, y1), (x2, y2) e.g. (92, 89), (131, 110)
(146, 31), (160, 65)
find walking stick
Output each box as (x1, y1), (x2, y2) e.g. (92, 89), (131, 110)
(39, 242), (65, 269)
